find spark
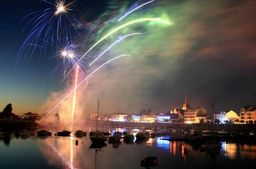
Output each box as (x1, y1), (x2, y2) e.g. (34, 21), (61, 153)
(55, 1), (68, 16)
(61, 49), (75, 59)
(62, 17), (171, 81)
(47, 54), (130, 114)
(58, 44), (83, 78)
(118, 0), (155, 21)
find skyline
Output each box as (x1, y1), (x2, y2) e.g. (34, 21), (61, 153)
(0, 0), (256, 114)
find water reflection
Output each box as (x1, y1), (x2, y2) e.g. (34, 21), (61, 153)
(2, 135), (256, 169)
(39, 137), (74, 169)
(221, 142), (256, 160)
(0, 132), (25, 146)
(156, 137), (169, 151)
(1, 133), (11, 146)
(146, 138), (154, 147)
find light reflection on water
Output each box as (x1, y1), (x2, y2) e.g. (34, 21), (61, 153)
(1, 135), (256, 169)
(221, 142), (256, 160)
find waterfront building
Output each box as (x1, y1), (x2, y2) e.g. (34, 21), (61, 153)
(240, 105), (256, 124)
(214, 110), (239, 124)
(183, 108), (208, 124)
(131, 115), (141, 122)
(156, 114), (171, 123)
(109, 113), (129, 122)
(226, 110), (240, 123)
(180, 97), (208, 124)
(170, 108), (184, 123)
(214, 112), (228, 124)
(140, 115), (156, 123)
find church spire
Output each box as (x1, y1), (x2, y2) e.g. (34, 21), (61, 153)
(182, 96), (190, 111)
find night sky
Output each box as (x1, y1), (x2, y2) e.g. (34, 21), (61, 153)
(0, 0), (256, 114)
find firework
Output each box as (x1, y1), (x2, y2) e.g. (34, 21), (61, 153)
(55, 0), (69, 16)
(118, 0), (155, 21)
(82, 17), (171, 60)
(62, 17), (171, 80)
(17, 0), (79, 66)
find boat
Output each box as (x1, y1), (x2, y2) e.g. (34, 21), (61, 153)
(124, 133), (135, 144)
(55, 130), (71, 137)
(190, 129), (197, 136)
(145, 129), (155, 138)
(131, 129), (141, 136)
(37, 130), (52, 137)
(202, 130), (212, 137)
(75, 130), (87, 138)
(90, 101), (107, 144)
(90, 131), (107, 143)
(136, 132), (150, 143)
(249, 131), (255, 137)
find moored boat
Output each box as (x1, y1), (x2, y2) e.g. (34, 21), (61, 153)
(37, 130), (52, 137)
(90, 101), (107, 144)
(75, 130), (87, 138)
(55, 130), (71, 137)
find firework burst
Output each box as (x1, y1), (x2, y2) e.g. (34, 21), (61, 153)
(17, 0), (79, 66)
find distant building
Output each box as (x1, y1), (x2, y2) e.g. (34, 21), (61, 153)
(109, 113), (129, 122)
(240, 105), (256, 124)
(156, 113), (171, 123)
(170, 108), (184, 123)
(214, 112), (228, 124)
(184, 108), (208, 124)
(226, 110), (240, 123)
(140, 115), (156, 123)
(214, 110), (239, 124)
(131, 115), (141, 122)
(179, 97), (208, 124)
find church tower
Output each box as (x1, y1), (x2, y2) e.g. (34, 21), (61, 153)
(182, 96), (190, 111)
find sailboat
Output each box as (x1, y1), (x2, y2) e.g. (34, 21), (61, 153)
(89, 100), (107, 145)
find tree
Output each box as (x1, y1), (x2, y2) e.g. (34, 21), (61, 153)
(2, 103), (12, 114)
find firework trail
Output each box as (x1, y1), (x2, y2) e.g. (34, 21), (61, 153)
(88, 32), (141, 66)
(118, 0), (155, 21)
(46, 54), (131, 115)
(71, 65), (79, 132)
(61, 33), (141, 83)
(62, 17), (171, 81)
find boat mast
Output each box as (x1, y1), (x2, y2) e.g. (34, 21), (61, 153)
(96, 100), (99, 131)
